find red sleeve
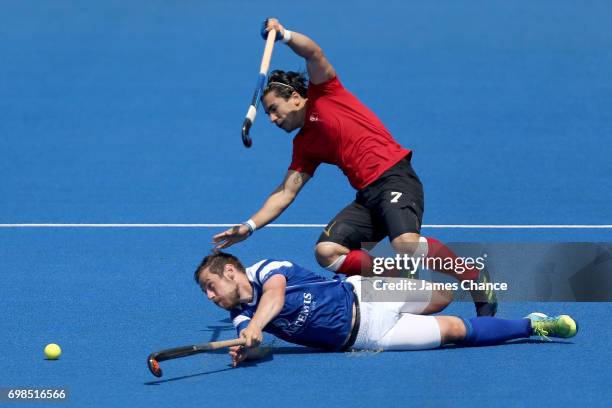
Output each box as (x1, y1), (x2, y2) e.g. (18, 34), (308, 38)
(288, 135), (320, 176)
(307, 76), (342, 98)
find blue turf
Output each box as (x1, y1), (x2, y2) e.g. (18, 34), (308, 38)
(2, 230), (612, 407)
(1, 1), (611, 407)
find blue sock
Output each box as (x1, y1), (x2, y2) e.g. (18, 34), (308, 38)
(460, 317), (532, 347)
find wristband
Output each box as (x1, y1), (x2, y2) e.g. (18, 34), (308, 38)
(282, 29), (292, 44)
(243, 219), (257, 235)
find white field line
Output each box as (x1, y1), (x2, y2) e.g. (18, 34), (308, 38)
(0, 223), (611, 229)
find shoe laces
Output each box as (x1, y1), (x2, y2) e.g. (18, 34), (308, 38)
(532, 317), (555, 341)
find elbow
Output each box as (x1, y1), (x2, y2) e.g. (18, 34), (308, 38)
(308, 47), (324, 62)
(274, 294), (286, 311)
(286, 191), (298, 204)
(272, 293), (286, 314)
(281, 190), (298, 206)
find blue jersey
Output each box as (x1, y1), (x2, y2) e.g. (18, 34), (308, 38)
(230, 259), (354, 350)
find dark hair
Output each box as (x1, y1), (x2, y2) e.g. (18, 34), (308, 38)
(193, 252), (245, 284)
(262, 70), (308, 101)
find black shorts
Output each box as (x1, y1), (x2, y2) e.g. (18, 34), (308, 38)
(317, 157), (424, 250)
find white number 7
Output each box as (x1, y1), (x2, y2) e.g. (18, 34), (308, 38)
(390, 192), (402, 203)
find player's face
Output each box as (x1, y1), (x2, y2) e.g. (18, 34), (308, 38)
(263, 91), (304, 133)
(199, 268), (240, 310)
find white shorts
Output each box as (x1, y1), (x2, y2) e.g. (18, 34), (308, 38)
(347, 276), (442, 351)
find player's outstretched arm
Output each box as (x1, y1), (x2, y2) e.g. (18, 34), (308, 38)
(250, 170), (311, 227)
(240, 274), (287, 348)
(262, 18), (336, 85)
(227, 275), (287, 366)
(212, 170), (310, 249)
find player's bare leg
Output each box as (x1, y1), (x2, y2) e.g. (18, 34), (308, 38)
(435, 316), (468, 344)
(315, 241), (350, 271)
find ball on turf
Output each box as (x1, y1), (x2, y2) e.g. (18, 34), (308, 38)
(44, 343), (61, 360)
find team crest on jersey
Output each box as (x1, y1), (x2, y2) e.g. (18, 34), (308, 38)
(272, 318), (292, 331)
(271, 293), (314, 336)
(309, 113), (319, 122)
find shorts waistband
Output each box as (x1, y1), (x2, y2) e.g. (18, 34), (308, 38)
(342, 289), (361, 351)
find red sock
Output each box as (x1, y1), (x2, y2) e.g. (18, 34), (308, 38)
(425, 237), (480, 281)
(337, 250), (373, 276)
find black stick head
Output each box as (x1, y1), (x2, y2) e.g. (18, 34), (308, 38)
(242, 118), (253, 148)
(147, 354), (163, 378)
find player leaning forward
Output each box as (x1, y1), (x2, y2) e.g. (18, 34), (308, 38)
(195, 253), (577, 366)
(214, 18), (497, 315)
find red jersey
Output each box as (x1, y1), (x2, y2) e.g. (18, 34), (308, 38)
(288, 76), (411, 190)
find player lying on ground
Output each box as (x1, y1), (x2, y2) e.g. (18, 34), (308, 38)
(194, 253), (577, 366)
(213, 18), (497, 316)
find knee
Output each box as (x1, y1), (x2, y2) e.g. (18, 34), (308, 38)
(448, 317), (467, 342)
(423, 289), (453, 314)
(391, 233), (425, 257)
(315, 242), (348, 269)
(436, 316), (467, 345)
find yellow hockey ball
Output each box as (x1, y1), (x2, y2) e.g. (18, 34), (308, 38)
(44, 343), (62, 360)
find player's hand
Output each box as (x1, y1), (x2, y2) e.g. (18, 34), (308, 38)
(228, 345), (247, 367)
(260, 18), (285, 41)
(240, 324), (263, 348)
(212, 224), (251, 250)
